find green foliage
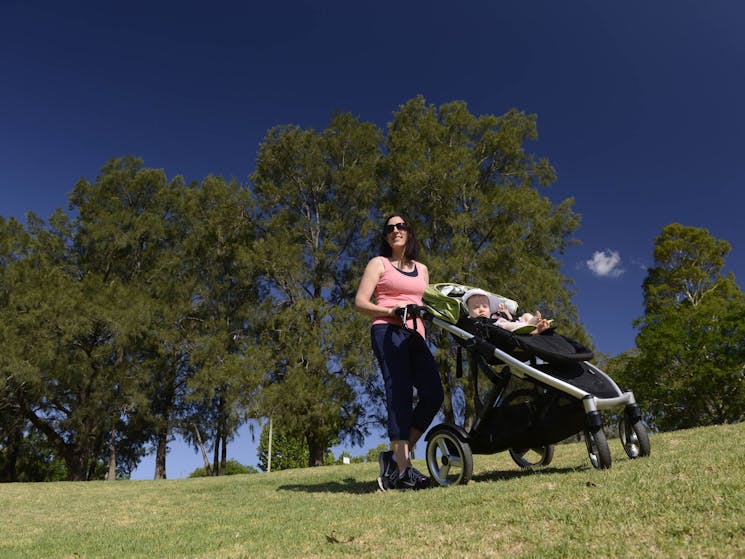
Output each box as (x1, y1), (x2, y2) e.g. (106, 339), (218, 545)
(642, 222), (732, 314)
(251, 112), (383, 464)
(1, 158), (264, 480)
(187, 459), (257, 477)
(364, 442), (390, 464)
(0, 429), (67, 482)
(176, 175), (263, 475)
(256, 421), (310, 472)
(616, 224), (745, 431)
(1, 200), (152, 480)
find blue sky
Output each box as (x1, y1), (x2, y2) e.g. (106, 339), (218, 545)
(3, 1), (744, 478)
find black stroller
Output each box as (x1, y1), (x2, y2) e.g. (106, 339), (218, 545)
(411, 282), (650, 487)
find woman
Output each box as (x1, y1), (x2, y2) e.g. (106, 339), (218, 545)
(355, 214), (444, 491)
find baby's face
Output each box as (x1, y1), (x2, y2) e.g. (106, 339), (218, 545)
(467, 295), (491, 318)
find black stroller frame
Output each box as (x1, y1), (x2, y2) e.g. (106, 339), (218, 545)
(410, 285), (651, 487)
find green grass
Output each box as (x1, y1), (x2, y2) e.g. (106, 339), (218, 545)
(1, 423), (744, 558)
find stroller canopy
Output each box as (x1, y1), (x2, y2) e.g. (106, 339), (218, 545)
(424, 283), (518, 324)
(424, 282), (593, 364)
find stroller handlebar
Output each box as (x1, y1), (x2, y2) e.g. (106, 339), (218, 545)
(394, 304), (431, 329)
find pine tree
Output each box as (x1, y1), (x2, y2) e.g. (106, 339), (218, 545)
(380, 96), (584, 427)
(251, 113), (382, 465)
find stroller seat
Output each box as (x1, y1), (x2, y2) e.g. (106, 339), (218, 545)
(464, 315), (594, 365)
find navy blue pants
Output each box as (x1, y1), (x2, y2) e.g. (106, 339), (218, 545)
(371, 324), (444, 441)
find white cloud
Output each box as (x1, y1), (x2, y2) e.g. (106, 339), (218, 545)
(586, 250), (624, 278)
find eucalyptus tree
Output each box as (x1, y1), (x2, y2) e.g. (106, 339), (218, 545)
(251, 112), (383, 466)
(617, 224), (745, 430)
(381, 96), (584, 428)
(641, 223), (734, 314)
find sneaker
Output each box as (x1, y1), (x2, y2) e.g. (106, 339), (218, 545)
(394, 466), (431, 491)
(377, 451), (396, 491)
(409, 466), (431, 489)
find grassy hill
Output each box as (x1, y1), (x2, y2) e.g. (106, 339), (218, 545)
(1, 423), (743, 558)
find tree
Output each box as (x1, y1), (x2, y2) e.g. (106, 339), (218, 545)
(642, 223), (732, 314)
(617, 224), (745, 430)
(69, 156), (194, 479)
(0, 207), (152, 480)
(380, 96), (585, 428)
(365, 443), (390, 463)
(69, 160), (264, 479)
(0, 216), (28, 482)
(256, 421), (310, 472)
(188, 459), (257, 477)
(250, 112), (383, 466)
(177, 176), (263, 476)
(1, 159), (272, 479)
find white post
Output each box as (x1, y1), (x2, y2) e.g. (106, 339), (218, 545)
(267, 416), (273, 473)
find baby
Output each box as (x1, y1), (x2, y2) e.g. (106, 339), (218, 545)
(463, 288), (552, 335)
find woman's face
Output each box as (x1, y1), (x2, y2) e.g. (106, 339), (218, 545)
(384, 216), (409, 249)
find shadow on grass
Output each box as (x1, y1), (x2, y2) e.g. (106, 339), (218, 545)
(278, 477), (378, 495)
(276, 465), (583, 494)
(470, 465), (581, 484)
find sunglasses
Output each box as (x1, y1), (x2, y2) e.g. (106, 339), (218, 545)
(384, 222), (410, 234)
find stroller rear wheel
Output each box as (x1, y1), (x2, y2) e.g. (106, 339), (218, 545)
(585, 426), (611, 469)
(618, 417), (651, 459)
(425, 428), (473, 486)
(509, 445), (555, 468)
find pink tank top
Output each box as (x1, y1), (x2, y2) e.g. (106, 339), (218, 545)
(372, 256), (427, 338)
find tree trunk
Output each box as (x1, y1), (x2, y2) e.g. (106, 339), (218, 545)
(440, 371), (455, 425)
(86, 427), (105, 481)
(154, 402), (172, 480)
(193, 423), (212, 475)
(67, 450), (90, 481)
(216, 392), (229, 475)
(0, 428), (22, 482)
(107, 425), (117, 481)
(307, 435), (324, 467)
(220, 432), (227, 475)
(154, 425), (168, 480)
(266, 417), (273, 473)
(19, 395), (91, 481)
(212, 429), (220, 476)
(154, 365), (177, 480)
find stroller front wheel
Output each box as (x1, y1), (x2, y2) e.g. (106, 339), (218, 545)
(425, 428), (473, 486)
(619, 416), (651, 459)
(509, 445), (555, 469)
(585, 426), (611, 470)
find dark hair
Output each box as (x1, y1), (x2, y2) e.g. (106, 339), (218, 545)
(379, 214), (420, 261)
